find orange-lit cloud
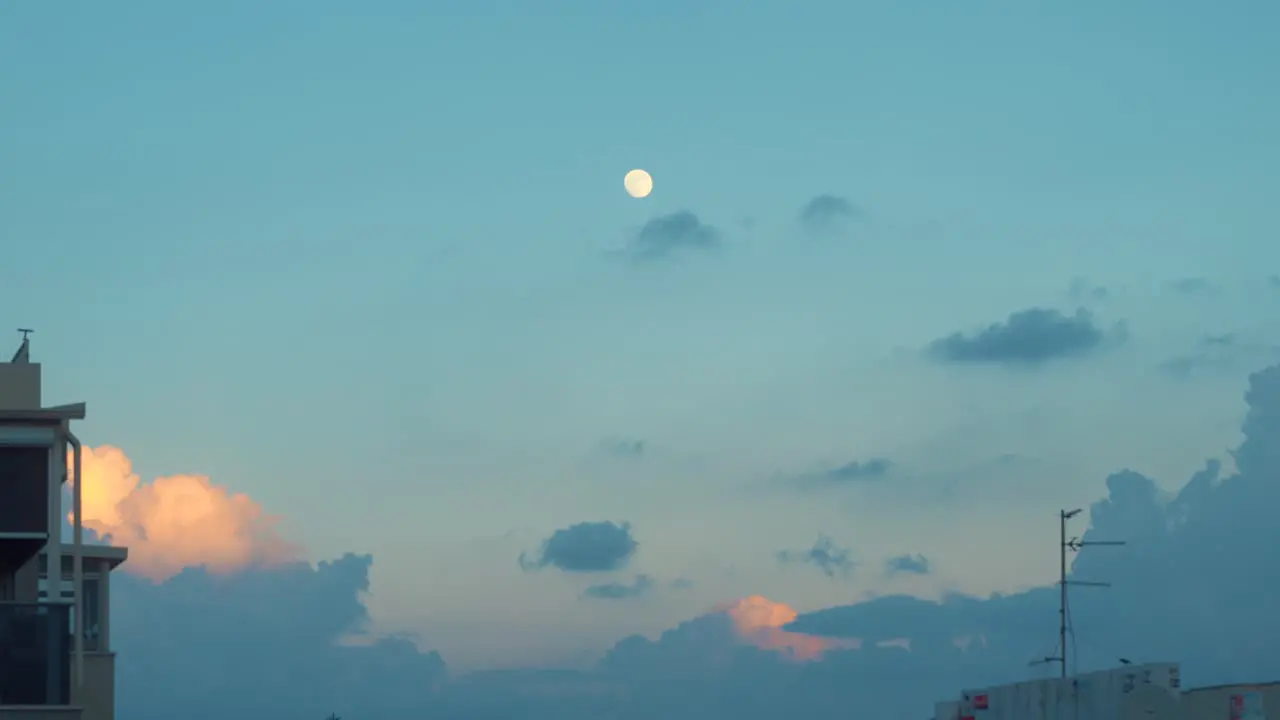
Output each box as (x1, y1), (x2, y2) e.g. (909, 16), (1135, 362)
(68, 445), (300, 582)
(717, 595), (859, 661)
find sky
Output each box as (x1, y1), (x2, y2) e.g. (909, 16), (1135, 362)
(3, 1), (1280, 718)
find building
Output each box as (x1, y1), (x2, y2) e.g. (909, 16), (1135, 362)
(1181, 682), (1279, 720)
(947, 663), (1182, 720)
(0, 333), (128, 720)
(935, 665), (1278, 720)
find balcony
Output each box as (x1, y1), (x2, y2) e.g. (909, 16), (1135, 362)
(0, 602), (71, 706)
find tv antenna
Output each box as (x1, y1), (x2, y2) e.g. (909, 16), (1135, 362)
(1029, 508), (1125, 678)
(11, 328), (34, 363)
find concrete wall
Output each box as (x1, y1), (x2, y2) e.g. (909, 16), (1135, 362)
(13, 558), (38, 602)
(0, 364), (41, 411)
(70, 653), (114, 720)
(956, 663), (1181, 720)
(1182, 683), (1280, 720)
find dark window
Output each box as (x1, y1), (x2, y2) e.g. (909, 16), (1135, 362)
(0, 602), (71, 705)
(0, 447), (49, 535)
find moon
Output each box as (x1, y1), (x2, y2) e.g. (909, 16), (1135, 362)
(624, 169), (653, 199)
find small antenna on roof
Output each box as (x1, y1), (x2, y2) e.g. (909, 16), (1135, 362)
(11, 328), (33, 363)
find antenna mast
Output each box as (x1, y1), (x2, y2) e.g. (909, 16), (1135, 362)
(1033, 508), (1125, 678)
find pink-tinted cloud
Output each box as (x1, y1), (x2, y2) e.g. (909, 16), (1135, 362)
(69, 445), (300, 581)
(717, 595), (859, 661)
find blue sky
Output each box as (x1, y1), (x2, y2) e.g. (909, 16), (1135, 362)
(4, 0), (1280, 701)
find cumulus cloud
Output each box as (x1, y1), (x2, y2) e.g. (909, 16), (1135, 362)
(884, 553), (932, 576)
(113, 555), (448, 720)
(82, 360), (1280, 719)
(70, 445), (299, 581)
(776, 359), (1280, 714)
(520, 521), (638, 573)
(583, 574), (654, 601)
(927, 307), (1120, 366)
(61, 445), (447, 720)
(798, 194), (858, 233)
(627, 211), (719, 260)
(778, 535), (855, 579)
(718, 596), (857, 661)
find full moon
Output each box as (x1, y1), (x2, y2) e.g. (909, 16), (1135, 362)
(624, 169), (653, 199)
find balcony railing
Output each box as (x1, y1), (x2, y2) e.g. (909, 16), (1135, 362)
(0, 602), (71, 706)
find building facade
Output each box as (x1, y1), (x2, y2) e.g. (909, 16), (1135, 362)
(0, 335), (127, 720)
(936, 665), (1279, 720)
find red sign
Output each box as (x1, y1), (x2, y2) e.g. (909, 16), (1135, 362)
(974, 694), (989, 710)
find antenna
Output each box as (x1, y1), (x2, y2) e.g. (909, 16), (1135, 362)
(1038, 508), (1125, 679)
(11, 328), (34, 363)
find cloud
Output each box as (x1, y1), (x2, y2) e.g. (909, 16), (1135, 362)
(628, 211), (719, 260)
(717, 596), (856, 661)
(788, 458), (893, 489)
(113, 555), (448, 720)
(583, 574), (654, 600)
(1161, 334), (1238, 378)
(1067, 278), (1109, 304)
(1160, 333), (1275, 379)
(520, 521), (638, 573)
(70, 445), (299, 581)
(598, 437), (646, 459)
(88, 359), (1280, 719)
(601, 596), (854, 672)
(777, 535), (855, 579)
(884, 553), (932, 576)
(777, 358), (1280, 712)
(1168, 276), (1219, 296)
(62, 445), (448, 720)
(798, 194), (858, 232)
(927, 307), (1119, 366)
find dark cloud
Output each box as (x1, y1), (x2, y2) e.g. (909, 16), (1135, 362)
(884, 553), (932, 576)
(788, 458), (893, 490)
(628, 211), (719, 260)
(1161, 334), (1238, 378)
(1160, 333), (1276, 379)
(600, 437), (646, 459)
(798, 194), (859, 232)
(1168, 276), (1219, 296)
(520, 521), (638, 573)
(1067, 278), (1109, 304)
(927, 307), (1118, 366)
(111, 554), (448, 720)
(776, 360), (1280, 714)
(778, 535), (855, 579)
(103, 352), (1280, 720)
(583, 574), (654, 601)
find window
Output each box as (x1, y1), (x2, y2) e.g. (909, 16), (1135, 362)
(35, 575), (102, 651)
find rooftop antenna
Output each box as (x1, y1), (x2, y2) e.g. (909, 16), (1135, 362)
(11, 328), (33, 363)
(1037, 508), (1125, 678)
